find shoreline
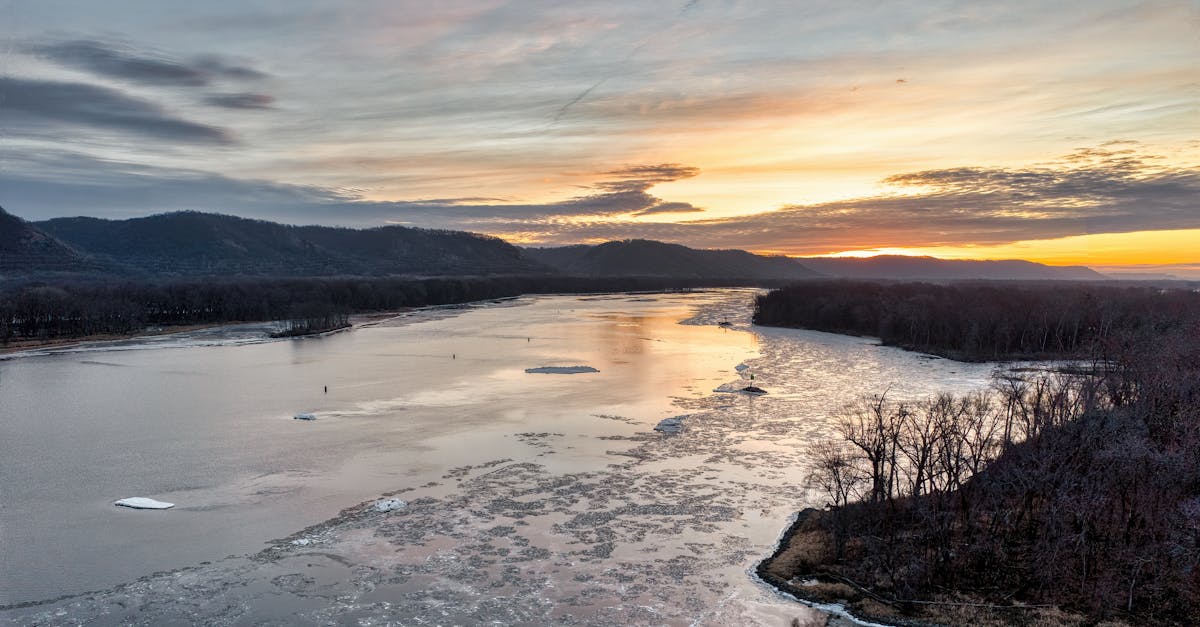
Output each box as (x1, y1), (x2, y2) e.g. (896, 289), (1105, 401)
(755, 509), (927, 627)
(0, 323), (231, 356)
(0, 287), (722, 358)
(757, 509), (1107, 627)
(0, 309), (425, 358)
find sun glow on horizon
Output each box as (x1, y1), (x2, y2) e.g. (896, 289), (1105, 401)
(805, 229), (1200, 267)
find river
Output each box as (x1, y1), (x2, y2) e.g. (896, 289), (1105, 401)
(0, 290), (1005, 625)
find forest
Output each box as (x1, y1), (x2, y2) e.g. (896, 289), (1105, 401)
(758, 282), (1200, 625)
(753, 280), (1200, 360)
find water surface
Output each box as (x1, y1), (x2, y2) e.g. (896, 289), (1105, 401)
(1, 290), (1003, 624)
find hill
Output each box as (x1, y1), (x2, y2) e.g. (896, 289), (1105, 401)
(33, 211), (546, 277)
(0, 206), (94, 275)
(799, 255), (1104, 281)
(524, 239), (820, 280)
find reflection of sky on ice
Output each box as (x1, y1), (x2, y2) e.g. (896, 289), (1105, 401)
(2, 290), (1009, 625)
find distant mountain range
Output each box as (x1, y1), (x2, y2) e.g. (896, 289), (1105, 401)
(0, 207), (1109, 282)
(6, 209), (542, 277)
(798, 255), (1106, 281)
(522, 239), (819, 280)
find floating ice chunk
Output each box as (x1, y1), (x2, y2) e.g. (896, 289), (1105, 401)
(524, 366), (599, 374)
(291, 538), (312, 546)
(114, 497), (174, 510)
(734, 364), (750, 372)
(373, 498), (407, 512)
(294, 412), (317, 420)
(654, 417), (685, 434)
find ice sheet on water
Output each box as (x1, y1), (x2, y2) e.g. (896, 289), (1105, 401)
(372, 498), (407, 512)
(524, 365), (599, 374)
(654, 416), (686, 434)
(0, 322), (279, 361)
(114, 497), (174, 510)
(5, 291), (1012, 626)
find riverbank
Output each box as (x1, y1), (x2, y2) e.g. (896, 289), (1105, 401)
(757, 509), (1103, 627)
(0, 323), (228, 356)
(0, 309), (425, 358)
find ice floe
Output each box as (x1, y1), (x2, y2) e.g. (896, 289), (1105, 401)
(114, 497), (174, 510)
(653, 416), (685, 434)
(713, 382), (768, 395)
(372, 498), (407, 512)
(524, 366), (599, 374)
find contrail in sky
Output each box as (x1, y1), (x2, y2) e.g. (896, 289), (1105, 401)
(551, 1), (700, 125)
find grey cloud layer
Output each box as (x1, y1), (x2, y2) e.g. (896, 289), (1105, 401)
(4, 147), (1196, 255)
(1, 77), (234, 144)
(26, 39), (267, 86)
(204, 93), (276, 110)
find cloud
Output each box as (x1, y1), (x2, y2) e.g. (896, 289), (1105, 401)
(205, 93), (276, 109)
(0, 152), (701, 225)
(521, 145), (1200, 251)
(0, 77), (234, 144)
(26, 39), (267, 86)
(635, 201), (703, 215)
(594, 163), (700, 192)
(376, 145), (1197, 252)
(544, 163), (702, 216)
(4, 147), (1196, 258)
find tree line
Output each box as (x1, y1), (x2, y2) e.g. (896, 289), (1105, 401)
(753, 280), (1200, 360)
(0, 275), (771, 344)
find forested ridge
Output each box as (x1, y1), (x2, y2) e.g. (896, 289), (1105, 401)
(757, 282), (1200, 625)
(753, 280), (1200, 361)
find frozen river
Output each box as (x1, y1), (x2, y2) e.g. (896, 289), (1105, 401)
(0, 290), (1004, 624)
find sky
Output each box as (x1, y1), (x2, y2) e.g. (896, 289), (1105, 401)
(1, 1), (1197, 274)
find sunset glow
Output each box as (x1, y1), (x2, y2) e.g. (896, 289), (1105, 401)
(1, 1), (1196, 273)
(818, 230), (1200, 267)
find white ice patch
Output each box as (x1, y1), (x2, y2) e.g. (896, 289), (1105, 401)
(524, 366), (599, 374)
(114, 497), (174, 510)
(372, 498), (407, 512)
